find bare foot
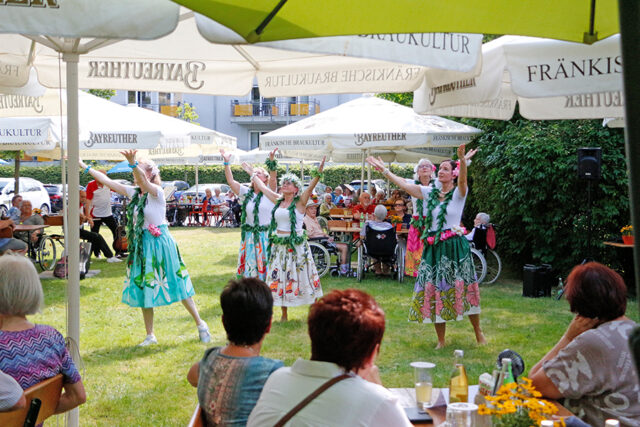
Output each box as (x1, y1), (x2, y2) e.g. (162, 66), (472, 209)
(476, 332), (487, 345)
(435, 342), (446, 350)
(280, 314), (288, 322)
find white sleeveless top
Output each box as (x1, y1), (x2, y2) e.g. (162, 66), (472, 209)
(239, 185), (275, 226)
(124, 184), (166, 228)
(274, 206), (304, 233)
(421, 186), (467, 231)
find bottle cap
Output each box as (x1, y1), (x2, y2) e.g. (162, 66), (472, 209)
(501, 357), (512, 365)
(454, 349), (464, 357)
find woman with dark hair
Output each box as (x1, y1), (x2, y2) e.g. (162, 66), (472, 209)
(367, 145), (485, 349)
(188, 278), (283, 427)
(79, 151), (209, 346)
(221, 149), (277, 281)
(248, 289), (411, 427)
(530, 262), (639, 427)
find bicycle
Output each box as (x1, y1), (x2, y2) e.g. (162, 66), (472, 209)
(469, 223), (502, 284)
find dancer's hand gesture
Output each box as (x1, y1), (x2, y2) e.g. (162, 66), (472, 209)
(121, 149), (137, 165)
(465, 147), (478, 162)
(318, 156), (326, 173)
(366, 156), (385, 173)
(269, 148), (278, 161)
(457, 144), (466, 160)
(241, 162), (254, 175)
(220, 149), (231, 164)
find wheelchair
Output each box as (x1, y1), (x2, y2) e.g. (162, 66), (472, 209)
(356, 224), (404, 282)
(469, 224), (502, 284)
(22, 229), (58, 271)
(307, 237), (341, 278)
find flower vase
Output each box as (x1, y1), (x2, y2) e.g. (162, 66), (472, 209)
(622, 235), (634, 245)
(396, 223), (402, 232)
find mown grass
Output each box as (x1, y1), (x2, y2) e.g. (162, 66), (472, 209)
(32, 227), (638, 426)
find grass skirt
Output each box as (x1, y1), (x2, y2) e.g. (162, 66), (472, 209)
(122, 224), (194, 308)
(409, 233), (480, 323)
(267, 241), (323, 307)
(237, 230), (269, 281)
(404, 223), (424, 277)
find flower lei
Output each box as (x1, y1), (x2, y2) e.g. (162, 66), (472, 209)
(265, 158), (278, 172)
(126, 189), (149, 289)
(240, 188), (269, 241)
(309, 168), (324, 180)
(267, 195), (307, 258)
(420, 187), (455, 244)
(410, 179), (433, 231)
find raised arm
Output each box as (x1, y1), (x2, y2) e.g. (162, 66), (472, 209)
(366, 157), (423, 199)
(121, 150), (158, 196)
(220, 149), (241, 195)
(79, 160), (129, 196)
(267, 148), (278, 192)
(457, 145), (468, 197)
(297, 156), (326, 208)
(245, 162), (280, 204)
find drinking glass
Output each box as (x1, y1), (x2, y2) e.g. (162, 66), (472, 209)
(445, 402), (478, 427)
(410, 361), (435, 410)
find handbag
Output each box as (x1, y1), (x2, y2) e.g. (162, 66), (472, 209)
(52, 242), (92, 279)
(273, 373), (353, 427)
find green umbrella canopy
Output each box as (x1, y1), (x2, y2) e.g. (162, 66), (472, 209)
(173, 0), (618, 44)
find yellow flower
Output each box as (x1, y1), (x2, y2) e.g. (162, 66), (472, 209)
(621, 225), (633, 235)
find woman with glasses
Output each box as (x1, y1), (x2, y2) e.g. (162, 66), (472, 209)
(392, 199), (412, 226)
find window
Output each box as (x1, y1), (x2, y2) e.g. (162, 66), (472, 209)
(127, 91), (136, 104)
(249, 131), (268, 150)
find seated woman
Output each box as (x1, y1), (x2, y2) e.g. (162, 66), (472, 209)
(319, 193), (337, 218)
(391, 199), (412, 226)
(0, 254), (86, 415)
(14, 200), (44, 249)
(465, 212), (490, 242)
(304, 199), (350, 276)
(530, 262), (640, 427)
(248, 289), (411, 427)
(187, 277), (283, 426)
(386, 189), (403, 207)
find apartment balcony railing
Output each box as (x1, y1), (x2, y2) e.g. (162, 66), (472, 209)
(230, 100), (320, 120)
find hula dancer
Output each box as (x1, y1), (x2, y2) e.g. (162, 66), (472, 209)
(247, 157), (326, 321)
(79, 152), (210, 347)
(367, 145), (485, 349)
(221, 149), (278, 281)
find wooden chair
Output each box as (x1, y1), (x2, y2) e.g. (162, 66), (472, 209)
(187, 404), (204, 427)
(0, 374), (63, 427)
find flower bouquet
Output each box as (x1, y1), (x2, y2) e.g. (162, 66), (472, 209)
(478, 378), (564, 427)
(389, 215), (403, 231)
(621, 225), (634, 245)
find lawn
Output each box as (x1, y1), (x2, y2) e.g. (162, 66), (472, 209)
(32, 227), (638, 426)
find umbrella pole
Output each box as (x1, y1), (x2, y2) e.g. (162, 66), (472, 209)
(367, 148), (372, 194)
(300, 160), (304, 180)
(618, 0), (640, 314)
(360, 150), (365, 195)
(63, 53), (80, 427)
(195, 165), (199, 201)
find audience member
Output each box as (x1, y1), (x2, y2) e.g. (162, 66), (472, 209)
(319, 193), (337, 217)
(247, 289), (411, 427)
(352, 192), (375, 219)
(374, 190), (386, 205)
(208, 187), (230, 216)
(333, 186), (344, 206)
(341, 185), (354, 205)
(7, 195), (21, 222)
(386, 189), (403, 206)
(14, 200), (44, 247)
(0, 369), (25, 412)
(79, 191), (121, 263)
(188, 278), (283, 426)
(86, 170), (122, 257)
(392, 199), (412, 226)
(0, 219), (27, 255)
(0, 254), (86, 415)
(465, 212), (490, 242)
(304, 199), (350, 275)
(225, 191), (242, 226)
(530, 262), (640, 427)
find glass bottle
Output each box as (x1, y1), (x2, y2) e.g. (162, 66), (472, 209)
(501, 358), (516, 385)
(449, 349), (468, 403)
(359, 212), (365, 230)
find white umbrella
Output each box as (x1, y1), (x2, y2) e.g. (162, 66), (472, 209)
(413, 34), (623, 120)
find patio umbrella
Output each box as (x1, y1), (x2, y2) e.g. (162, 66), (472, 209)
(107, 160), (132, 174)
(413, 35), (624, 120)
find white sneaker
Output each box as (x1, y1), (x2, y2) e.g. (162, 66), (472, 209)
(138, 335), (158, 347)
(107, 256), (122, 263)
(197, 323), (211, 343)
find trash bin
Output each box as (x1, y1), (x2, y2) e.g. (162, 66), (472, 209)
(523, 264), (554, 297)
(523, 264), (539, 297)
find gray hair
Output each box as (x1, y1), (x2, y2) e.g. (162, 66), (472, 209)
(477, 212), (490, 225)
(0, 253), (44, 316)
(374, 204), (387, 221)
(139, 159), (162, 185)
(413, 158), (434, 181)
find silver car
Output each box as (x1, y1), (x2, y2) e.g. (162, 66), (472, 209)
(0, 177), (52, 216)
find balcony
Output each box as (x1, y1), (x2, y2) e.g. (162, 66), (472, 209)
(230, 100), (320, 124)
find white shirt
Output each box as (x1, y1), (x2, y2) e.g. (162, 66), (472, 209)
(274, 206), (304, 233)
(421, 186), (467, 231)
(0, 369), (22, 411)
(124, 184), (167, 227)
(90, 184), (113, 218)
(238, 185), (275, 226)
(247, 359), (412, 427)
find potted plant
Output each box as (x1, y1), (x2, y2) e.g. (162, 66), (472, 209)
(390, 215), (403, 231)
(621, 225), (634, 245)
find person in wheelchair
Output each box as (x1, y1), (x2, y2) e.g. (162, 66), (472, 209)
(303, 199), (350, 275)
(465, 212), (490, 250)
(360, 205), (395, 276)
(14, 200), (44, 259)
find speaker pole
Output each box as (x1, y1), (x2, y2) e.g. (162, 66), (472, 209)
(586, 179), (592, 262)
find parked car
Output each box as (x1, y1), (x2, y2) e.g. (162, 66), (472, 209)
(349, 179), (387, 195)
(43, 184), (87, 213)
(0, 177), (51, 216)
(162, 180), (189, 201)
(179, 183), (230, 203)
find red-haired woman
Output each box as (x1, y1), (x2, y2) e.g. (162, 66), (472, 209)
(367, 145), (485, 349)
(530, 262), (639, 427)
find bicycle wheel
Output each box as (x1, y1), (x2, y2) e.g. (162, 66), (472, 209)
(484, 249), (502, 284)
(308, 242), (331, 278)
(470, 247), (487, 284)
(357, 245), (365, 282)
(38, 236), (57, 271)
(395, 245), (405, 283)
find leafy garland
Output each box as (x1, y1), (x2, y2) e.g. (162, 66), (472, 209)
(265, 158), (278, 172)
(410, 180), (430, 230)
(126, 189), (149, 289)
(309, 168), (324, 180)
(420, 187), (455, 243)
(240, 189), (269, 241)
(267, 195), (307, 258)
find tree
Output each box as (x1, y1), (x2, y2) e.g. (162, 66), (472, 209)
(377, 92), (413, 107)
(177, 103), (199, 125)
(87, 89), (116, 99)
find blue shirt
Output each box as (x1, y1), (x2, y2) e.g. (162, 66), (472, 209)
(7, 207), (19, 222)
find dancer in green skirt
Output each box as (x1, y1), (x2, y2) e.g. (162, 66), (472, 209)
(367, 145), (485, 349)
(79, 151), (210, 347)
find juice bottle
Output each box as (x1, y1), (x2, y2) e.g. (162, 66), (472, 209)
(449, 349), (468, 403)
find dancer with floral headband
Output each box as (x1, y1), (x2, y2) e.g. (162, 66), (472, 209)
(247, 157), (326, 321)
(367, 145), (485, 349)
(79, 151), (210, 347)
(221, 148), (278, 281)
